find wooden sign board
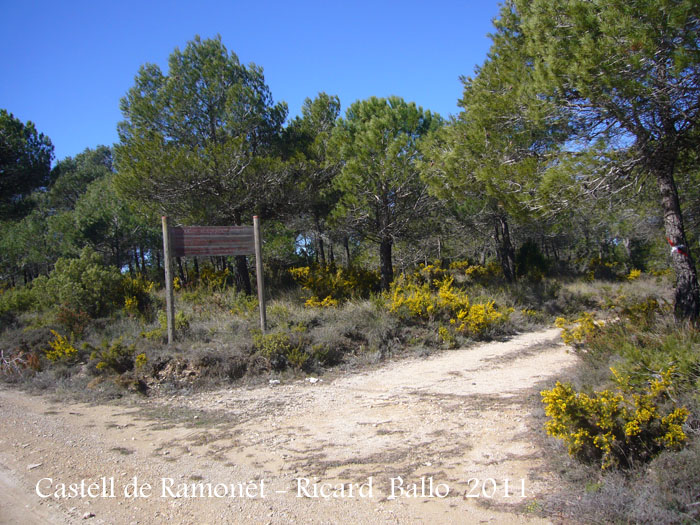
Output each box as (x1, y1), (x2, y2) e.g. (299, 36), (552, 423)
(161, 217), (267, 344)
(169, 226), (255, 257)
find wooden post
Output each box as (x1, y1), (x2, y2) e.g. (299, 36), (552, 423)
(161, 216), (176, 345)
(253, 216), (267, 333)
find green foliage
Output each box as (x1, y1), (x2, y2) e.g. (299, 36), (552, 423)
(515, 240), (549, 280)
(0, 285), (36, 316)
(33, 247), (122, 317)
(583, 311), (700, 391)
(331, 96), (442, 289)
(0, 109), (54, 221)
(142, 311), (191, 341)
(515, 0), (700, 319)
(114, 35), (287, 226)
(542, 369), (689, 470)
(88, 337), (136, 374)
(252, 330), (309, 370)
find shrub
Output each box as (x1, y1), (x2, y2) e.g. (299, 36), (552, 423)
(289, 264), (380, 305)
(252, 330), (309, 370)
(141, 311), (191, 341)
(45, 330), (78, 362)
(34, 248), (123, 317)
(585, 315), (700, 390)
(0, 285), (36, 316)
(304, 295), (339, 308)
(584, 256), (625, 281)
(55, 305), (91, 338)
(555, 313), (603, 347)
(541, 369), (689, 470)
(462, 261), (503, 284)
(134, 352), (148, 369)
(88, 337), (136, 374)
(515, 239), (549, 280)
(627, 269), (642, 281)
(121, 273), (156, 319)
(387, 275), (511, 338)
(199, 265), (232, 292)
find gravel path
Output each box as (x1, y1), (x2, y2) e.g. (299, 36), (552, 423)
(0, 327), (576, 524)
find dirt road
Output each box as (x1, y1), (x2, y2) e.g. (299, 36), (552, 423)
(0, 328), (575, 524)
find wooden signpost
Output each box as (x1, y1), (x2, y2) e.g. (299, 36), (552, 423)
(161, 216), (266, 344)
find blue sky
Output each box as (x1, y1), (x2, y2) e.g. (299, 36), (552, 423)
(1, 0), (503, 162)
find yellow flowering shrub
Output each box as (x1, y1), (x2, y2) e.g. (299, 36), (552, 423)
(413, 261), (449, 285)
(626, 269), (642, 281)
(199, 266), (231, 291)
(585, 256), (624, 280)
(121, 273), (155, 318)
(304, 295), (339, 308)
(290, 264), (380, 307)
(448, 260), (471, 271)
(45, 330), (78, 362)
(555, 312), (602, 346)
(541, 368), (689, 470)
(387, 276), (510, 337)
(134, 353), (148, 369)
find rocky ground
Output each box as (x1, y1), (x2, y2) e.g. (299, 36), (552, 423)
(0, 327), (576, 524)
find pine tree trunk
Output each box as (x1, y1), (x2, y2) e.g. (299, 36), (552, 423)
(379, 237), (394, 291)
(494, 215), (516, 282)
(234, 255), (252, 295)
(315, 217), (326, 265)
(232, 212), (252, 295)
(656, 164), (700, 320)
(176, 257), (185, 283)
(344, 236), (351, 267)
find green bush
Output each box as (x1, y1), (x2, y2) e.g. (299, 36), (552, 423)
(34, 248), (123, 317)
(88, 337), (136, 374)
(252, 330), (310, 370)
(0, 285), (36, 316)
(141, 311), (190, 341)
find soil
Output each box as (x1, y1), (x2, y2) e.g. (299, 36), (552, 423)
(0, 327), (576, 524)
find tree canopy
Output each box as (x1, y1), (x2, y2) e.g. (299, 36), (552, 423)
(514, 0), (700, 319)
(331, 96), (441, 290)
(0, 109), (54, 221)
(114, 35), (288, 227)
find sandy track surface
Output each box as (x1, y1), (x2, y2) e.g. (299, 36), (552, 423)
(0, 328), (576, 524)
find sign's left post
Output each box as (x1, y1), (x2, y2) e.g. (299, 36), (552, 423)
(161, 216), (176, 345)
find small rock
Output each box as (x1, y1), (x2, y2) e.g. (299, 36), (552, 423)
(82, 512), (95, 519)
